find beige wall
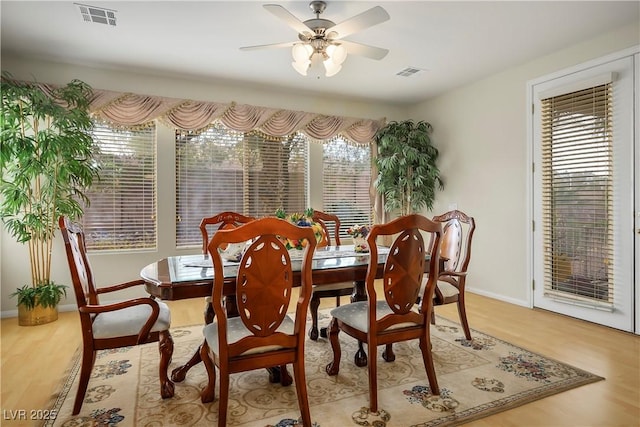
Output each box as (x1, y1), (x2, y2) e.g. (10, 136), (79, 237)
(408, 23), (639, 304)
(2, 21), (638, 315)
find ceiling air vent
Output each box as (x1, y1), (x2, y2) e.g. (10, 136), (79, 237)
(76, 3), (117, 26)
(396, 67), (425, 77)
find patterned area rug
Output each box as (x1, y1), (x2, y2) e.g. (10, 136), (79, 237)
(44, 312), (602, 426)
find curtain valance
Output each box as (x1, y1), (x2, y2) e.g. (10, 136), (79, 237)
(80, 88), (385, 144)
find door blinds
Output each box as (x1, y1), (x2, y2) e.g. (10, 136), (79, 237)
(540, 83), (614, 309)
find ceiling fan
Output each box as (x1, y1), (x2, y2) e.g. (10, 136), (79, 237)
(240, 1), (390, 77)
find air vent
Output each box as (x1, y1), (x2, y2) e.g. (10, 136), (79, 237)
(76, 3), (117, 26)
(396, 67), (425, 77)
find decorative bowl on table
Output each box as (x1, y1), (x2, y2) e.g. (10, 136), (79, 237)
(274, 208), (324, 250)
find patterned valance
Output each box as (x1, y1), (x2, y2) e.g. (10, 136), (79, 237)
(82, 89), (385, 144)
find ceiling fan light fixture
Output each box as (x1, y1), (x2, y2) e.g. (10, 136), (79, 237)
(248, 2), (390, 78)
(323, 60), (342, 77)
(326, 44), (347, 65)
(292, 59), (310, 76)
(292, 43), (313, 62)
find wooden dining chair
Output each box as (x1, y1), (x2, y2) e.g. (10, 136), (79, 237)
(199, 211), (256, 255)
(58, 216), (174, 415)
(325, 214), (442, 412)
(428, 209), (476, 340)
(200, 217), (317, 426)
(308, 209), (355, 340)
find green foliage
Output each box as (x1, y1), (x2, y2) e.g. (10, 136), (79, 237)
(374, 120), (444, 215)
(1, 72), (99, 306)
(10, 282), (67, 310)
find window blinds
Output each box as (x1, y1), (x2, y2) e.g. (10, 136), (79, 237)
(83, 124), (157, 251)
(322, 138), (372, 241)
(175, 125), (308, 248)
(540, 83), (614, 308)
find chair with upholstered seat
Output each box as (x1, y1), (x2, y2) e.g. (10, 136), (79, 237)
(168, 212), (257, 384)
(58, 216), (174, 415)
(429, 209), (476, 340)
(199, 212), (255, 321)
(325, 214), (443, 412)
(307, 209), (355, 340)
(200, 217), (317, 426)
(200, 211), (256, 255)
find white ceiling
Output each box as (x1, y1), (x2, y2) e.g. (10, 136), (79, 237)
(1, 1), (638, 105)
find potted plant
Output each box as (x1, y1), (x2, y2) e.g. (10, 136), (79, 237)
(374, 120), (444, 216)
(1, 73), (99, 325)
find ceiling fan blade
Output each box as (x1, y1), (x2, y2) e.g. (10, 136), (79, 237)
(240, 41), (296, 51)
(340, 40), (389, 60)
(264, 4), (313, 38)
(328, 6), (390, 39)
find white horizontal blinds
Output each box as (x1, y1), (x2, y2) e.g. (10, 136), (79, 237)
(322, 138), (372, 241)
(242, 131), (308, 218)
(175, 125), (309, 248)
(540, 83), (614, 308)
(83, 123), (157, 250)
(175, 125), (244, 248)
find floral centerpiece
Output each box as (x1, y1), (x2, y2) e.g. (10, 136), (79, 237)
(275, 208), (324, 250)
(346, 224), (370, 253)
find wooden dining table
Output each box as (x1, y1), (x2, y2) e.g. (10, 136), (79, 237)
(141, 245), (388, 302)
(141, 245), (400, 383)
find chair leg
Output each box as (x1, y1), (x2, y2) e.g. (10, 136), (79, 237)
(293, 358), (312, 426)
(217, 363), (231, 427)
(419, 333), (440, 396)
(354, 340), (368, 367)
(308, 293), (321, 340)
(72, 349), (96, 415)
(457, 296), (472, 340)
(382, 343), (395, 362)
(200, 342), (217, 403)
(279, 364), (293, 386)
(325, 317), (341, 376)
(158, 330), (175, 398)
(367, 341), (378, 413)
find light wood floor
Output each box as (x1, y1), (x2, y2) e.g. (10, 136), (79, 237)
(1, 292), (639, 426)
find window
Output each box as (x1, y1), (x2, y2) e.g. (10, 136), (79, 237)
(322, 138), (372, 240)
(82, 123), (157, 251)
(176, 124), (308, 248)
(540, 83), (613, 308)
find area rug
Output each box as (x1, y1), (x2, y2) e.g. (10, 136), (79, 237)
(44, 311), (602, 426)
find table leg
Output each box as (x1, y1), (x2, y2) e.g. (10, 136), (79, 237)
(171, 344), (202, 382)
(171, 297), (214, 382)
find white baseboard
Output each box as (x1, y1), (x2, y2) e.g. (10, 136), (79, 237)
(1, 303), (78, 319)
(466, 287), (531, 308)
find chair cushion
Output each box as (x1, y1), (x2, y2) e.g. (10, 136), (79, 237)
(330, 300), (420, 333)
(313, 281), (353, 292)
(437, 281), (460, 298)
(92, 301), (171, 339)
(203, 315), (295, 356)
(419, 277), (461, 300)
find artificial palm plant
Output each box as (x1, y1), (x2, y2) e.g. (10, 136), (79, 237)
(374, 120), (444, 216)
(1, 73), (99, 319)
